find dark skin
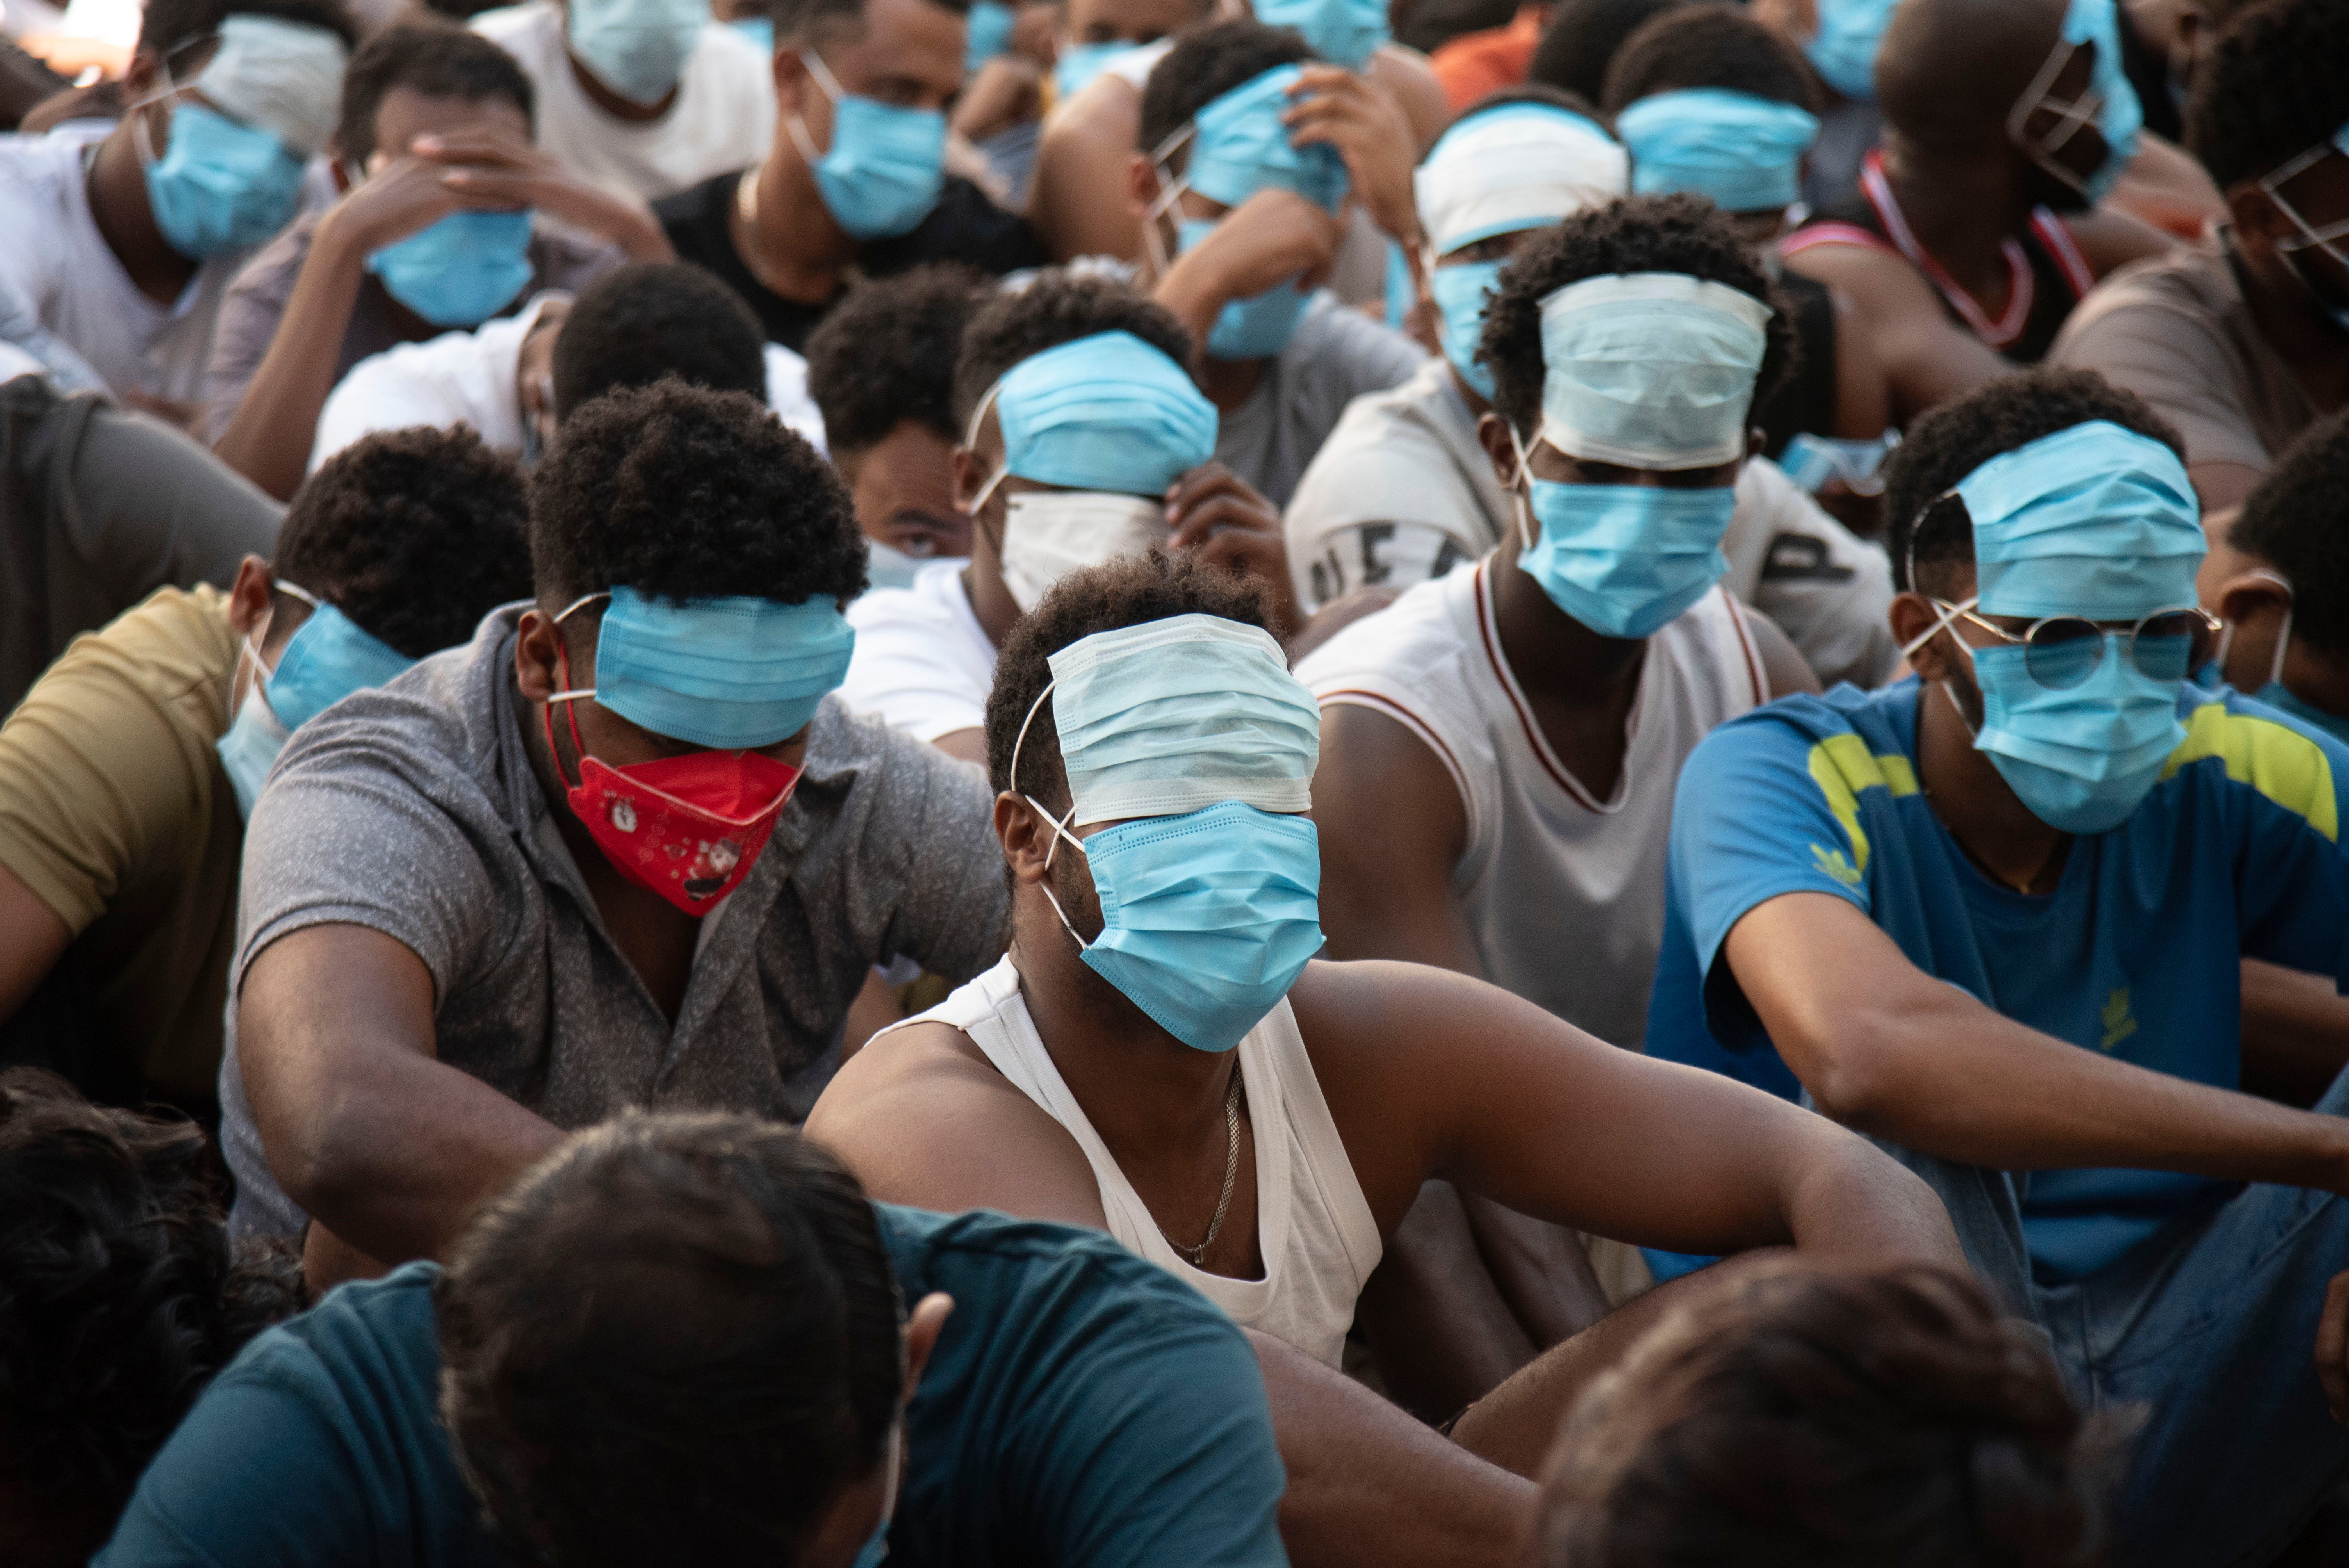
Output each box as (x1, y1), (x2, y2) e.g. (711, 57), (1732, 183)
(237, 597), (811, 1290)
(836, 419), (975, 572)
(1728, 568), (2349, 1421)
(804, 762), (1963, 1561)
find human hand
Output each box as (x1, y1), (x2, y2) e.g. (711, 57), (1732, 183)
(1155, 186), (1343, 331)
(319, 150), (482, 255)
(1282, 63), (1421, 249)
(411, 126), (673, 260)
(1167, 460), (1300, 633)
(2318, 1270), (2349, 1422)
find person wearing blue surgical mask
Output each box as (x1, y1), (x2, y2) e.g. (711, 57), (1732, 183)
(0, 7), (350, 417)
(1643, 368), (2349, 1568)
(0, 427), (530, 1123)
(807, 548), (1971, 1568)
(1132, 24), (1427, 507)
(205, 19), (675, 504)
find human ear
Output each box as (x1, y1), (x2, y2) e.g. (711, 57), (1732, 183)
(1476, 411), (1520, 487)
(1125, 152), (1159, 218)
(1887, 592), (1954, 679)
(902, 1292), (955, 1400)
(226, 554), (275, 641)
(513, 608), (568, 702)
(995, 791), (1054, 885)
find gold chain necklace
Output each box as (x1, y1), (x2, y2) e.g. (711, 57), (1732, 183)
(1164, 1068), (1244, 1266)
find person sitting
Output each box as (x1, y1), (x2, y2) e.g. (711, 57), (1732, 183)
(838, 271), (1293, 764)
(1641, 366), (2349, 1568)
(2200, 407), (2349, 746)
(1604, 3), (1896, 463)
(0, 427), (530, 1119)
(805, 547), (1965, 1563)
(0, 1068), (306, 1568)
(310, 259), (822, 472)
(468, 0), (774, 203)
(223, 381), (1009, 1288)
(1782, 0), (2173, 424)
(0, 344), (282, 712)
(1135, 22), (1428, 508)
(2051, 0), (2349, 513)
(655, 0), (1046, 354)
(1535, 1259), (2116, 1566)
(0, 0), (354, 424)
(98, 1111), (1289, 1567)
(801, 263), (983, 582)
(205, 17), (671, 501)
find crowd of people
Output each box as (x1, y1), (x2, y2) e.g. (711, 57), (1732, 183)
(0, 0), (2345, 1558)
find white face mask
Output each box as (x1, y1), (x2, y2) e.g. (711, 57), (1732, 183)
(996, 490), (1171, 612)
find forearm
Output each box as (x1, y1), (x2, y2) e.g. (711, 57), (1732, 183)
(212, 225), (369, 499)
(1151, 257), (1229, 359)
(1249, 1329), (1533, 1568)
(2240, 958), (2349, 1108)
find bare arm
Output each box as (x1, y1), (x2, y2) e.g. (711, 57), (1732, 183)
(1310, 702), (1479, 971)
(1826, 281), (1893, 442)
(238, 922), (564, 1263)
(0, 861), (70, 1024)
(2064, 202), (2180, 278)
(1786, 245), (2011, 427)
(1727, 890), (2349, 1188)
(1743, 604), (1822, 699)
(1025, 77), (1146, 264)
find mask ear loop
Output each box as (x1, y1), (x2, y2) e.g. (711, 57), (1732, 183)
(2003, 35), (2101, 196)
(963, 380), (1009, 515)
(1009, 677), (1094, 952)
(784, 48), (846, 170)
(540, 592), (610, 790)
(1504, 422), (1543, 552)
(1898, 490), (1984, 734)
(1140, 124), (1196, 281)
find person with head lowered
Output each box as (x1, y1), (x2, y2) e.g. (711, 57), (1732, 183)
(1642, 367), (2349, 1568)
(806, 546), (1966, 1567)
(222, 381), (1010, 1286)
(98, 1112), (1287, 1566)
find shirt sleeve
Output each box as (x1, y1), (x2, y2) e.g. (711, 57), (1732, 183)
(838, 593), (991, 743)
(2214, 697), (2349, 985)
(200, 235), (304, 445)
(2051, 294), (2269, 471)
(65, 398), (284, 593)
(310, 352), (462, 475)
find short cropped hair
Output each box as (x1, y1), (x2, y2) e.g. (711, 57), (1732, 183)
(550, 263), (769, 424)
(1528, 0), (1688, 105)
(2232, 409), (2349, 655)
(1539, 1260), (2118, 1567)
(335, 18), (531, 167)
(0, 1069), (305, 1567)
(1457, 80), (1609, 125)
(952, 273), (1197, 429)
(1879, 368), (2183, 597)
(1600, 2), (1816, 113)
(1479, 193), (1795, 445)
(277, 425), (534, 658)
(806, 264), (986, 454)
(437, 1112), (902, 1568)
(1138, 20), (1314, 155)
(772, 0), (968, 48)
(2184, 0), (2349, 192)
(985, 548), (1279, 813)
(138, 0), (356, 60)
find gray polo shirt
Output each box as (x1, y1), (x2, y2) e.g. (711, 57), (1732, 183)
(221, 605), (1009, 1239)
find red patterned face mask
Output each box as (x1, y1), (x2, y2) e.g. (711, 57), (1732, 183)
(544, 654), (801, 916)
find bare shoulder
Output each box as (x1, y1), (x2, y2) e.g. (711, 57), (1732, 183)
(1786, 240), (1944, 318)
(1366, 45), (1451, 149)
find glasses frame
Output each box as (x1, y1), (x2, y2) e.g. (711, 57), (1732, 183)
(1933, 599), (2221, 689)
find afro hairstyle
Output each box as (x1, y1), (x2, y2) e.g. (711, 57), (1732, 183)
(2231, 408), (2349, 654)
(2183, 0), (2349, 192)
(804, 263), (987, 454)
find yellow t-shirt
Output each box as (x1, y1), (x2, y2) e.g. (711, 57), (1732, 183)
(0, 585), (241, 1102)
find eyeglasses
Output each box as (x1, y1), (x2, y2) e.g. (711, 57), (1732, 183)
(1933, 600), (2220, 689)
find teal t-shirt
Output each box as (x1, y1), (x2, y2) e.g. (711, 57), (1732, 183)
(1645, 679), (2349, 1284)
(98, 1205), (1289, 1568)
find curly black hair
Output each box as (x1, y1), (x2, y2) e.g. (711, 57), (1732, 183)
(139, 0), (356, 58)
(2232, 409), (2349, 654)
(1528, 0), (1688, 104)
(335, 18), (531, 167)
(804, 264), (986, 455)
(772, 0), (967, 48)
(530, 378), (867, 609)
(1478, 193), (1795, 444)
(1600, 1), (1816, 113)
(2183, 0), (2349, 192)
(985, 547), (1278, 813)
(550, 263), (767, 426)
(0, 1069), (305, 1568)
(1139, 20), (1315, 155)
(952, 273), (1198, 430)
(276, 425), (534, 658)
(1880, 367), (2183, 596)
(1458, 81), (1610, 124)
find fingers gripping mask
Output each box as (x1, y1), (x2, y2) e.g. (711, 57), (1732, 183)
(1010, 615), (1325, 1053)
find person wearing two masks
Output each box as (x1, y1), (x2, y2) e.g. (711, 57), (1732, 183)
(1642, 370), (2349, 1568)
(0, 7), (348, 408)
(206, 19), (674, 502)
(807, 551), (1976, 1568)
(839, 274), (1292, 765)
(1137, 30), (1426, 508)
(0, 427), (529, 1122)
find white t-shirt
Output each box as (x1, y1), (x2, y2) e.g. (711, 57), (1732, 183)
(0, 123), (254, 403)
(838, 560), (996, 743)
(1213, 290), (1426, 510)
(310, 294), (825, 469)
(470, 1), (775, 203)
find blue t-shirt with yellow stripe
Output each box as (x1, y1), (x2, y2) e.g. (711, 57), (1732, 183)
(1646, 677), (2349, 1284)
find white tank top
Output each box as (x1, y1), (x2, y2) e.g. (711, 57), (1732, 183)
(1296, 559), (1766, 1051)
(886, 955), (1383, 1368)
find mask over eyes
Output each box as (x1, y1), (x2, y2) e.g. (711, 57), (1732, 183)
(214, 584), (416, 819)
(1802, 0), (1898, 101)
(1617, 88), (1820, 215)
(1251, 0), (1387, 69)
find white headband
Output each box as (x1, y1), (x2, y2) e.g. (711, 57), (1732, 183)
(1415, 105), (1628, 257)
(1535, 272), (1772, 470)
(194, 14), (348, 157)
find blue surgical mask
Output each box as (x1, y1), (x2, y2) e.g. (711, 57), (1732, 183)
(1945, 626), (2187, 835)
(965, 0), (1015, 73)
(367, 210), (535, 327)
(1430, 258), (1501, 400)
(1617, 88), (1820, 214)
(1803, 0), (1896, 100)
(216, 590), (416, 818)
(2007, 0), (2142, 208)
(730, 14), (773, 51)
(569, 0), (708, 106)
(1051, 38), (1133, 99)
(1251, 0), (1387, 69)
(141, 101), (306, 260)
(790, 50), (947, 240)
(1509, 428), (1737, 639)
(1176, 216), (1314, 360)
(214, 672), (290, 820)
(972, 329), (1216, 495)
(557, 587), (856, 747)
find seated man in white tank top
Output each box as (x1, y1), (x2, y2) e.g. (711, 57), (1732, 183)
(806, 548), (1964, 1567)
(1296, 192), (1829, 1420)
